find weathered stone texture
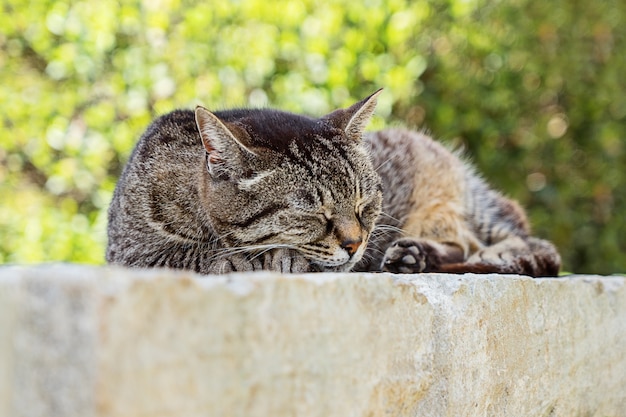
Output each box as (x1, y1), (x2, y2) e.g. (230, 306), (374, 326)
(1, 266), (625, 417)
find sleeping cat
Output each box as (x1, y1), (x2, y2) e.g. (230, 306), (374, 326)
(106, 90), (561, 277)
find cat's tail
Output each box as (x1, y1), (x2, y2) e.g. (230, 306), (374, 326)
(437, 237), (562, 278)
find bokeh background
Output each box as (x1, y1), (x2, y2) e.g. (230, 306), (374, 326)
(2, 0), (625, 274)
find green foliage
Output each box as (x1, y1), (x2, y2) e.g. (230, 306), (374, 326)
(1, 0), (624, 273)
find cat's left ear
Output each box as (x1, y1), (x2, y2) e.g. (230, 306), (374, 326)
(323, 88), (383, 141)
(195, 106), (257, 177)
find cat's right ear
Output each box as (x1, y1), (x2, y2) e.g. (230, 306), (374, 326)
(195, 106), (255, 176)
(322, 88), (383, 141)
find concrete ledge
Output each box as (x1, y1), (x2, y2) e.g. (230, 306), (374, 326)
(1, 266), (625, 417)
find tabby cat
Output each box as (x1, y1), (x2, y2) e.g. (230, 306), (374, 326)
(106, 90), (561, 277)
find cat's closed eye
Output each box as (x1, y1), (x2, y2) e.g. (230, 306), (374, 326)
(357, 205), (377, 228)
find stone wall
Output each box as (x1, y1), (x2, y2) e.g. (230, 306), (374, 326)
(1, 265), (625, 417)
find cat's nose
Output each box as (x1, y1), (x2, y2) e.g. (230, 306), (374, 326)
(341, 238), (362, 257)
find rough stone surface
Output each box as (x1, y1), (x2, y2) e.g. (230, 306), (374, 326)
(1, 265), (625, 417)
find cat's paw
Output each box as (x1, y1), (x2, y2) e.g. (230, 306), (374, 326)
(207, 249), (311, 274)
(263, 248), (312, 273)
(208, 253), (263, 274)
(457, 236), (561, 277)
(381, 238), (439, 273)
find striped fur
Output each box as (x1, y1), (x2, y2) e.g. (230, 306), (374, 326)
(107, 92), (561, 277)
(355, 129), (561, 277)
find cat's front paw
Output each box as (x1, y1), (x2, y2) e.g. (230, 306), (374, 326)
(208, 253), (263, 274)
(381, 238), (434, 273)
(208, 249), (312, 274)
(263, 248), (312, 273)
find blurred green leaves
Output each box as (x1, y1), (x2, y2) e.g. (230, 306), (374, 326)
(1, 0), (624, 273)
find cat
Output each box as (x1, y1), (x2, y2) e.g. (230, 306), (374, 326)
(106, 89), (561, 277)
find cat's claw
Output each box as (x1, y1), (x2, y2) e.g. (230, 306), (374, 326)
(381, 238), (434, 273)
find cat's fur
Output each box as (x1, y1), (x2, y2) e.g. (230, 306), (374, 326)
(107, 90), (561, 277)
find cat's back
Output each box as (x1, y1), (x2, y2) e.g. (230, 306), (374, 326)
(107, 109), (209, 265)
(110, 109), (204, 222)
(365, 127), (529, 256)
(365, 128), (464, 177)
(364, 128), (467, 212)
(127, 109), (200, 166)
(113, 109), (206, 213)
(145, 109), (199, 144)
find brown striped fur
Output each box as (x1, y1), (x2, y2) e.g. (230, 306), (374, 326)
(107, 91), (561, 277)
(357, 129), (560, 277)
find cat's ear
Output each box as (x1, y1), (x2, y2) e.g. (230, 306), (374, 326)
(323, 88), (383, 141)
(195, 106), (255, 176)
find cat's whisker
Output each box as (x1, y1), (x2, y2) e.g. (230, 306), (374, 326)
(369, 227), (404, 243)
(205, 243), (294, 262)
(246, 245), (291, 262)
(374, 155), (396, 172)
(373, 224), (404, 234)
(378, 211), (401, 224)
(364, 246), (385, 257)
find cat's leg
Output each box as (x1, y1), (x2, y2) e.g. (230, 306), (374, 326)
(381, 236), (560, 277)
(206, 248), (312, 274)
(379, 207), (483, 274)
(436, 236), (561, 277)
(381, 238), (465, 273)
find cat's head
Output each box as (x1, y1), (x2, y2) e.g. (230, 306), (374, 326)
(195, 90), (383, 271)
